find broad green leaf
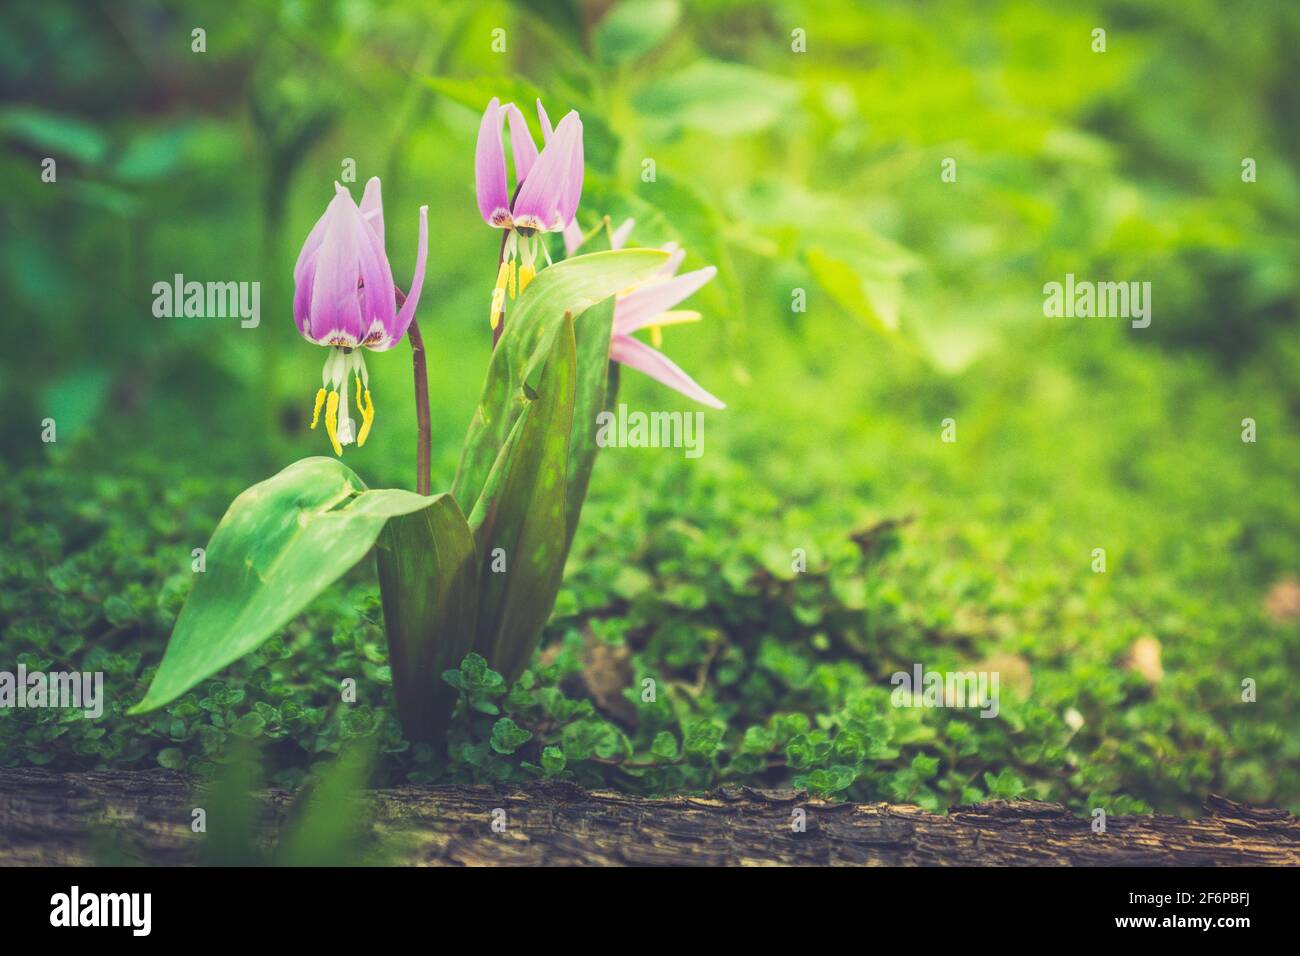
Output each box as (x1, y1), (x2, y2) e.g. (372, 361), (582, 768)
(633, 60), (799, 136)
(130, 458), (434, 714)
(451, 248), (667, 519)
(374, 493), (478, 742)
(806, 246), (924, 359)
(469, 314), (577, 682)
(595, 0), (680, 64)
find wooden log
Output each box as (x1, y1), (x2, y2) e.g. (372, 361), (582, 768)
(1, 769), (1296, 866)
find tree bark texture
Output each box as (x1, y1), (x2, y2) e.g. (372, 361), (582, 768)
(1, 770), (1296, 866)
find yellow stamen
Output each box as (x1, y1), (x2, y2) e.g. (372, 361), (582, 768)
(508, 260), (517, 300)
(357, 389), (375, 447)
(490, 287), (505, 330)
(324, 390), (342, 456)
(650, 325), (662, 348)
(654, 309), (703, 327)
(355, 374), (363, 411)
(519, 263), (536, 293)
(490, 262), (511, 329)
(309, 388), (327, 429)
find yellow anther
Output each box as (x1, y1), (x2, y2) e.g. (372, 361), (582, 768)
(490, 262), (511, 330)
(508, 260), (517, 299)
(309, 388), (327, 429)
(490, 287), (505, 330)
(650, 325), (663, 348)
(519, 263), (536, 293)
(355, 374), (363, 411)
(324, 390), (342, 456)
(357, 389), (375, 447)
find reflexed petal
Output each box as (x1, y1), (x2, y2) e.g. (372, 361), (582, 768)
(512, 111), (582, 231)
(556, 113), (584, 227)
(614, 266), (716, 335)
(475, 98), (511, 227)
(563, 218), (584, 256)
(506, 102), (539, 183)
(359, 176), (384, 244)
(536, 99), (554, 142)
(661, 244), (685, 276)
(610, 334), (725, 409)
(610, 218), (636, 250)
(372, 205), (429, 351)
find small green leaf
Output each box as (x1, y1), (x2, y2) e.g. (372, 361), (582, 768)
(540, 745), (566, 775)
(984, 770), (1026, 799)
(651, 731), (680, 761)
(490, 717), (533, 754)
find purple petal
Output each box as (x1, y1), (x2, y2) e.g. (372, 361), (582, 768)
(661, 243), (685, 276)
(610, 334), (725, 409)
(536, 99), (554, 142)
(306, 190), (368, 345)
(563, 218), (584, 256)
(506, 102), (539, 183)
(511, 111), (582, 232)
(373, 205), (429, 350)
(292, 192), (334, 336)
(343, 184), (397, 344)
(614, 266), (716, 336)
(475, 98), (511, 227)
(359, 176), (384, 245)
(610, 218), (636, 250)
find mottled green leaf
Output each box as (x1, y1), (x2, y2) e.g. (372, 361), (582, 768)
(564, 295), (619, 554)
(130, 458), (434, 714)
(375, 493), (478, 742)
(452, 249), (668, 520)
(469, 314), (578, 682)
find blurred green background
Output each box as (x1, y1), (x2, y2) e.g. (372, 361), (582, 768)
(2, 0), (1298, 815)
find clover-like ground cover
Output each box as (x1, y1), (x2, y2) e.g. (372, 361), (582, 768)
(4, 307), (1297, 816)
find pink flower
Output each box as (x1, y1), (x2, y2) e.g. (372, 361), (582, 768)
(475, 97), (583, 327)
(574, 219), (725, 409)
(293, 177), (429, 454)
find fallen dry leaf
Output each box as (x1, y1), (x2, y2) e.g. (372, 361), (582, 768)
(1127, 635), (1164, 684)
(1265, 578), (1300, 623)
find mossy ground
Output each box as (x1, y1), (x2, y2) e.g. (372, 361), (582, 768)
(4, 311), (1297, 816)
